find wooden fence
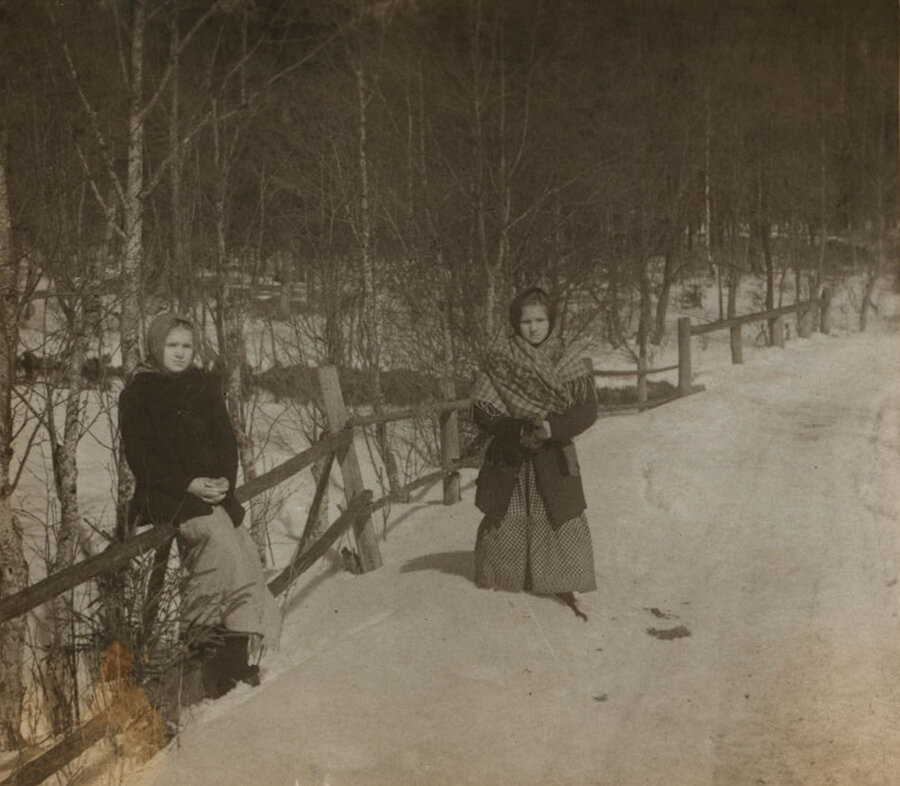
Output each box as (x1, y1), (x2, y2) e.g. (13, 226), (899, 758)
(0, 365), (474, 786)
(598, 291), (831, 407)
(0, 295), (831, 783)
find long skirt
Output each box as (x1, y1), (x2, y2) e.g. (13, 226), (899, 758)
(474, 461), (596, 594)
(178, 506), (282, 648)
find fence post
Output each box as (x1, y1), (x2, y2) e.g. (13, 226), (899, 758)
(316, 366), (382, 573)
(819, 288), (832, 334)
(637, 356), (648, 408)
(677, 317), (692, 397)
(438, 378), (461, 505)
(729, 325), (743, 364)
(798, 306), (812, 338)
(772, 315), (785, 348)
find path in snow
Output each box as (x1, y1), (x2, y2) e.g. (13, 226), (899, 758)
(127, 330), (900, 786)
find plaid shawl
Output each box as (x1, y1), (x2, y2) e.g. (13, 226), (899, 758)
(472, 331), (592, 419)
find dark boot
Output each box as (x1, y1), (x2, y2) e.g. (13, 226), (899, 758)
(183, 626), (232, 700)
(198, 632), (260, 698)
(557, 592), (588, 621)
(221, 635), (260, 688)
(200, 641), (238, 699)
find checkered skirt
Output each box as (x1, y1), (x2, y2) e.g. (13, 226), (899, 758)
(474, 461), (597, 594)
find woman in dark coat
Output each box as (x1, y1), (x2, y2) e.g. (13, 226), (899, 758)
(472, 287), (597, 617)
(119, 313), (281, 697)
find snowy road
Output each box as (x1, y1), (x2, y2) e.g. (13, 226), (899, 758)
(130, 330), (900, 786)
(591, 332), (900, 786)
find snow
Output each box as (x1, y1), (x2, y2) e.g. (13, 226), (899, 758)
(100, 321), (900, 786)
(8, 277), (900, 785)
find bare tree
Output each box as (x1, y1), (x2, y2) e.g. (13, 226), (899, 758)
(0, 116), (28, 754)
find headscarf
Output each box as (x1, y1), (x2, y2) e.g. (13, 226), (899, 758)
(472, 288), (592, 419)
(134, 312), (198, 377)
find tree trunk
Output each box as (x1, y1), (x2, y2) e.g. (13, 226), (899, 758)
(356, 63), (377, 371)
(355, 61), (404, 502)
(0, 119), (28, 752)
(860, 90), (888, 332)
(651, 250), (675, 346)
(121, 0), (146, 382)
(704, 84), (723, 319)
(440, 257), (457, 379)
(762, 224), (776, 345)
(814, 86), (828, 293)
(225, 319), (266, 560)
(208, 91), (268, 560)
(483, 265), (498, 340)
(727, 256), (740, 315)
(637, 261), (652, 405)
(116, 0), (147, 541)
(757, 162), (775, 344)
(42, 236), (109, 729)
(40, 310), (91, 734)
(168, 7), (188, 312)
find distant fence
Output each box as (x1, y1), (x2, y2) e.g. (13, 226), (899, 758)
(595, 292), (831, 409)
(677, 291), (830, 395)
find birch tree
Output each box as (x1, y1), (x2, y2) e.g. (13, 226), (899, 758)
(0, 112), (28, 755)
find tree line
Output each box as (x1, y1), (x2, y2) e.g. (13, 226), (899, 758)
(0, 0), (896, 752)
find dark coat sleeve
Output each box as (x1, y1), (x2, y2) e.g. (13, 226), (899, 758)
(529, 376), (598, 526)
(472, 404), (528, 466)
(472, 404), (528, 522)
(546, 376), (598, 443)
(119, 383), (192, 500)
(472, 404), (525, 442)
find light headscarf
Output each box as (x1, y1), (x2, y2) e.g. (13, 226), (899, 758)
(135, 313), (197, 377)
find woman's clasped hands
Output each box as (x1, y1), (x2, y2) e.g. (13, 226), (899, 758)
(187, 476), (230, 505)
(520, 416), (552, 451)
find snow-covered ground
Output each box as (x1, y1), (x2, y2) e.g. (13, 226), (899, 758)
(6, 277), (899, 785)
(92, 319), (900, 786)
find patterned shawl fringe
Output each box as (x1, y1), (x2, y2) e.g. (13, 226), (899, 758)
(472, 331), (593, 420)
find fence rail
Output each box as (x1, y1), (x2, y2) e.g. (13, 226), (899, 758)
(348, 398), (472, 428)
(589, 293), (829, 407)
(689, 296), (824, 336)
(677, 291), (830, 393)
(0, 431), (354, 625)
(1, 709), (116, 786)
(593, 363), (679, 378)
(0, 365), (476, 786)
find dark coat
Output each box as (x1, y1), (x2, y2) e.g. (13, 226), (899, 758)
(118, 368), (245, 527)
(474, 376), (597, 527)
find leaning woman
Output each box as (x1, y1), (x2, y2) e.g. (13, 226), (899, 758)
(119, 313), (282, 698)
(472, 287), (598, 618)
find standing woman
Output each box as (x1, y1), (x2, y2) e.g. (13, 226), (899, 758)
(119, 313), (282, 698)
(472, 287), (597, 618)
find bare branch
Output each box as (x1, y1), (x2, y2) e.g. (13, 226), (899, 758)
(49, 8), (126, 208)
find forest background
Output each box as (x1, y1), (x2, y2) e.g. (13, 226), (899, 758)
(0, 0), (897, 761)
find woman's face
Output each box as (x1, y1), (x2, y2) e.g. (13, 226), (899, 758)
(518, 303), (550, 346)
(162, 326), (195, 373)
